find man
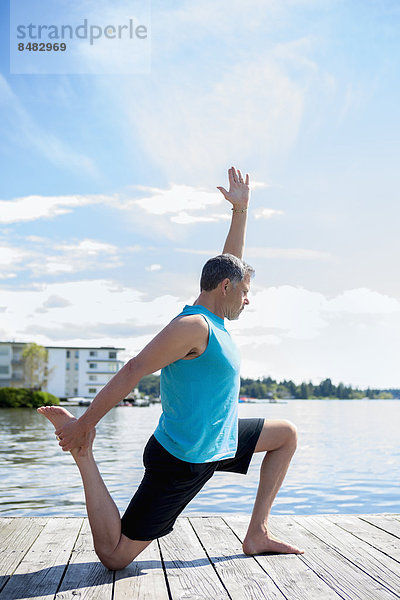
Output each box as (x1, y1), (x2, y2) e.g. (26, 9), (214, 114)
(38, 166), (303, 571)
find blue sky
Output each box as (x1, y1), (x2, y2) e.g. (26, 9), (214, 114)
(1, 0), (400, 387)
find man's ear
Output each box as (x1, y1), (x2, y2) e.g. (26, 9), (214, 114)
(220, 278), (231, 296)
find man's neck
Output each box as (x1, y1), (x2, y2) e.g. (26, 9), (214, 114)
(193, 292), (225, 320)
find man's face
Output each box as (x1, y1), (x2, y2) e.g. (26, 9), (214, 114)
(225, 274), (251, 321)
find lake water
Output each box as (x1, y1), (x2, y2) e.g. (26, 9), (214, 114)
(0, 400), (399, 517)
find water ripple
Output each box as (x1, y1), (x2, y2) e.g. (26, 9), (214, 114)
(1, 400), (399, 516)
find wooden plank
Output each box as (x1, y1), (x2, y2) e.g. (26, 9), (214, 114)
(158, 517), (230, 599)
(295, 515), (400, 597)
(359, 515), (400, 542)
(269, 515), (400, 600)
(114, 539), (169, 600)
(1, 515), (400, 600)
(190, 516), (288, 599)
(326, 515), (400, 561)
(55, 519), (113, 600)
(0, 517), (82, 600)
(225, 515), (342, 600)
(0, 518), (47, 592)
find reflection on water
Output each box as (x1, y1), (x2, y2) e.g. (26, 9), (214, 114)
(0, 400), (399, 516)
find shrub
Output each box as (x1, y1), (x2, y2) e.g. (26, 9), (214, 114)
(0, 387), (59, 408)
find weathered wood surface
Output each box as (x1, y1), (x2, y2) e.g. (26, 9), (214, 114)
(0, 514), (399, 600)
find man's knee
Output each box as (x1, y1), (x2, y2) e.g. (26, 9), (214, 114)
(96, 537), (150, 571)
(98, 553), (130, 571)
(284, 420), (298, 450)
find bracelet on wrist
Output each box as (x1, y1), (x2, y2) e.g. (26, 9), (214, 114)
(231, 207), (247, 213)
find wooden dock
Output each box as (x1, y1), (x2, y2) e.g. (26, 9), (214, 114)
(1, 514), (400, 599)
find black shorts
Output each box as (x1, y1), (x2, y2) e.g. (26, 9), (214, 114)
(121, 417), (264, 541)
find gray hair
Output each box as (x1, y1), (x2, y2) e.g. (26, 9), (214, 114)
(200, 253), (255, 291)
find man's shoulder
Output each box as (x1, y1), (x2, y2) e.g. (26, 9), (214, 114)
(171, 313), (209, 332)
(162, 313), (209, 352)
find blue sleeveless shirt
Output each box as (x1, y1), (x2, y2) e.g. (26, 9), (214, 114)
(153, 305), (241, 463)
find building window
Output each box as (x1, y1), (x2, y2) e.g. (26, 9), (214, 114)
(89, 350), (97, 357)
(74, 350), (79, 358)
(66, 350), (70, 358)
(75, 362), (79, 370)
(109, 351), (117, 359)
(0, 348), (9, 356)
(88, 388), (97, 393)
(0, 366), (9, 374)
(66, 362), (70, 370)
(74, 387), (78, 394)
(89, 363), (97, 369)
(108, 363), (118, 372)
(89, 375), (97, 381)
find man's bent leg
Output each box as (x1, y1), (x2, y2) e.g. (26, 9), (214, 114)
(243, 419), (304, 555)
(38, 406), (151, 570)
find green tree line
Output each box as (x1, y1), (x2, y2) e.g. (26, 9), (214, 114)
(240, 377), (396, 399)
(0, 388), (59, 408)
(137, 375), (398, 400)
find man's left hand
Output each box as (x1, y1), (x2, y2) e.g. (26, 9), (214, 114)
(217, 166), (250, 209)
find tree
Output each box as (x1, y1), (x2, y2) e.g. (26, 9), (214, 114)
(319, 378), (334, 397)
(0, 387), (59, 408)
(298, 382), (309, 399)
(137, 374), (160, 397)
(21, 343), (49, 390)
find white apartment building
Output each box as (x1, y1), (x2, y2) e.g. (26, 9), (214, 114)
(0, 342), (124, 399)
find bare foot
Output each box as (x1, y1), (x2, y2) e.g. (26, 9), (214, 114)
(243, 531), (304, 555)
(37, 406), (95, 458)
(37, 405), (76, 429)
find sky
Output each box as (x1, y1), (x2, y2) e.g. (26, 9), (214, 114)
(1, 0), (399, 388)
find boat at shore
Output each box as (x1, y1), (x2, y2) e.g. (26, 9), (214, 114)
(239, 396), (288, 404)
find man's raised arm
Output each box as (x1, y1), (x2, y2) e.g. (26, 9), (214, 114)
(217, 166), (251, 260)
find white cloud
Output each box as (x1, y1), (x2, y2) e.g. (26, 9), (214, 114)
(24, 235), (48, 243)
(253, 208), (284, 220)
(246, 247), (334, 261)
(0, 279), (183, 349)
(232, 286), (400, 341)
(273, 36), (319, 72)
(0, 194), (109, 224)
(133, 184), (222, 215)
(28, 237), (121, 276)
(0, 74), (15, 103)
(57, 239), (118, 256)
(0, 245), (29, 267)
(232, 286), (328, 341)
(0, 184), (235, 230)
(252, 181), (271, 190)
(102, 34), (307, 181)
(1, 277), (398, 387)
(0, 74), (98, 177)
(326, 289), (400, 315)
(41, 261), (76, 275)
(171, 212), (230, 225)
(175, 248), (218, 256)
(145, 264), (162, 272)
(176, 246), (334, 261)
(230, 285), (400, 386)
